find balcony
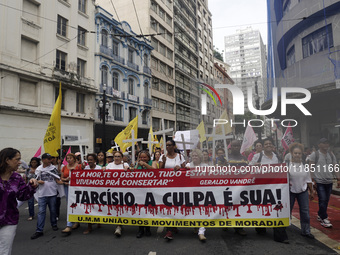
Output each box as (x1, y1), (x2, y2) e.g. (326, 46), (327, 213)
(127, 94), (139, 103)
(112, 54), (125, 65)
(112, 89), (124, 99)
(143, 66), (152, 75)
(100, 45), (112, 57)
(127, 61), (139, 71)
(144, 97), (152, 106)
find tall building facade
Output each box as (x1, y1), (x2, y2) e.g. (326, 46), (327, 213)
(0, 0), (96, 161)
(266, 0), (340, 150)
(224, 27), (267, 111)
(94, 6), (153, 152)
(98, 0), (176, 132)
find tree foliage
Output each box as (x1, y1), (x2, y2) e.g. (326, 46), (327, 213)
(213, 50), (223, 61)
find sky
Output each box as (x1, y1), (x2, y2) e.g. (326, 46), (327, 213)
(208, 0), (268, 55)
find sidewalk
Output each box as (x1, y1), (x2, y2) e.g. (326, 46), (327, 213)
(291, 181), (340, 253)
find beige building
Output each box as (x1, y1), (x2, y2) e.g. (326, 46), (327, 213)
(0, 0), (96, 161)
(97, 0), (176, 131)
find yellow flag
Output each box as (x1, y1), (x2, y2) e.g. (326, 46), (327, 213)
(159, 137), (164, 150)
(208, 110), (232, 141)
(148, 126), (154, 152)
(114, 116), (138, 153)
(154, 135), (159, 149)
(196, 121), (206, 143)
(44, 83), (62, 156)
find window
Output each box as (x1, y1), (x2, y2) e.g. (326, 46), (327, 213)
(169, 103), (174, 113)
(159, 43), (166, 56)
(19, 80), (37, 106)
(23, 0), (39, 24)
(166, 14), (172, 27)
(129, 107), (137, 121)
(77, 26), (86, 46)
(57, 15), (67, 37)
(56, 50), (67, 70)
(78, 0), (86, 13)
(150, 18), (157, 31)
(302, 24), (333, 58)
(143, 54), (148, 67)
(160, 100), (166, 112)
(160, 81), (167, 93)
(128, 78), (134, 95)
(76, 93), (85, 113)
(101, 29), (108, 47)
(167, 49), (173, 61)
(112, 40), (119, 56)
(151, 38), (158, 50)
(152, 117), (160, 130)
(112, 72), (119, 90)
(166, 32), (172, 43)
(112, 104), (123, 121)
(168, 85), (174, 96)
(55, 87), (66, 110)
(77, 58), (86, 77)
(128, 49), (134, 63)
(159, 25), (165, 37)
(160, 62), (166, 74)
(286, 45), (295, 66)
(152, 97), (159, 109)
(21, 37), (37, 62)
(151, 57), (158, 70)
(150, 0), (157, 12)
(159, 7), (165, 20)
(152, 78), (159, 90)
(101, 66), (108, 85)
(167, 66), (173, 77)
(144, 83), (149, 97)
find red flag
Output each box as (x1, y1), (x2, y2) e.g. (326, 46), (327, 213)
(281, 123), (294, 151)
(33, 146), (42, 158)
(240, 125), (257, 154)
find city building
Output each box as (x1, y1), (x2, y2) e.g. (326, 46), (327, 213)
(0, 0), (96, 160)
(266, 0), (340, 152)
(98, 0), (176, 132)
(94, 6), (153, 152)
(224, 27), (267, 112)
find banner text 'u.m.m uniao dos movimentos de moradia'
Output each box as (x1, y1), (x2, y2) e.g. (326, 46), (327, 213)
(68, 165), (290, 228)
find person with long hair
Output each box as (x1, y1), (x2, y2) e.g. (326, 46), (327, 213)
(288, 143), (315, 239)
(26, 157), (40, 221)
(61, 153), (82, 234)
(97, 151), (106, 169)
(152, 151), (161, 169)
(0, 148), (37, 254)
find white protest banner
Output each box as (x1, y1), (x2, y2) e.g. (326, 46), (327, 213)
(68, 165), (290, 228)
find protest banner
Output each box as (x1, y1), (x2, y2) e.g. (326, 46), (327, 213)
(68, 165), (290, 228)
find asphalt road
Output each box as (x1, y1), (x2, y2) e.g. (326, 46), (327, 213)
(11, 198), (337, 255)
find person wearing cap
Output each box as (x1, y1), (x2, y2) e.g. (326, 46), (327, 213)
(31, 153), (63, 240)
(308, 138), (340, 228)
(106, 152), (114, 164)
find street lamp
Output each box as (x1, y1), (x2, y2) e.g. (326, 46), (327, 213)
(99, 84), (110, 151)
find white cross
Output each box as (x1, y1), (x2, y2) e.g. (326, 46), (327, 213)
(64, 131), (89, 161)
(153, 119), (173, 147)
(205, 127), (233, 162)
(123, 130), (143, 165)
(111, 142), (120, 151)
(174, 134), (194, 161)
(142, 133), (159, 155)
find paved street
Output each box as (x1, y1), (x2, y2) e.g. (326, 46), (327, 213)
(12, 198), (338, 255)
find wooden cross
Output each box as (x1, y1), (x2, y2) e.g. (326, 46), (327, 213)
(142, 133), (159, 155)
(205, 127), (233, 162)
(123, 130), (143, 165)
(111, 142), (120, 151)
(153, 119), (173, 147)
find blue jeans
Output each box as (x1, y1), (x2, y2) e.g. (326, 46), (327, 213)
(27, 197), (35, 217)
(316, 183), (333, 220)
(64, 185), (69, 203)
(36, 196), (57, 232)
(290, 189), (310, 235)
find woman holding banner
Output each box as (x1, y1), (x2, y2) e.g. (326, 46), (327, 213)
(159, 139), (185, 240)
(287, 143), (315, 239)
(106, 151), (129, 237)
(135, 151), (155, 238)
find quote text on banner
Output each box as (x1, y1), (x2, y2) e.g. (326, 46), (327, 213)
(68, 166), (290, 228)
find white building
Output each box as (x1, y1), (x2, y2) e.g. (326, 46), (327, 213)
(0, 0), (96, 161)
(224, 27), (267, 111)
(94, 6), (153, 152)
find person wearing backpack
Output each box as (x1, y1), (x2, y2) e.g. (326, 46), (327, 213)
(308, 138), (340, 228)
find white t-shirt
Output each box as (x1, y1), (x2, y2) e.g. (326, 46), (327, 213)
(249, 152), (279, 165)
(289, 162), (312, 193)
(159, 153), (185, 169)
(35, 164), (60, 198)
(106, 162), (129, 170)
(84, 165), (102, 170)
(185, 162), (208, 168)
